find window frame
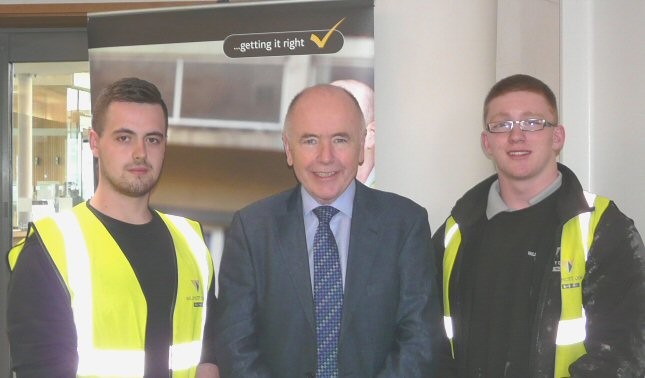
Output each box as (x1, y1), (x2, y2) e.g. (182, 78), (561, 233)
(0, 27), (88, 377)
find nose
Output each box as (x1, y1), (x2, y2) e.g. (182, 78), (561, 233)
(133, 138), (147, 161)
(508, 124), (526, 142)
(318, 140), (334, 163)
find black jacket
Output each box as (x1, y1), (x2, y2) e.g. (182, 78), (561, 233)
(432, 163), (645, 377)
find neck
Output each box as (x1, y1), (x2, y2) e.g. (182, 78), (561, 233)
(498, 171), (559, 211)
(90, 187), (153, 224)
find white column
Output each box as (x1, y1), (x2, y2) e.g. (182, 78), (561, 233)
(560, 0), (593, 189)
(562, 0), (645, 231)
(16, 74), (34, 228)
(374, 0), (498, 230)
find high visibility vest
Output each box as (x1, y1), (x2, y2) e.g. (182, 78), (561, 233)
(442, 192), (610, 378)
(8, 203), (214, 378)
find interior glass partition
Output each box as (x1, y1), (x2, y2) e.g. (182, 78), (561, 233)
(1, 27), (89, 378)
(11, 62), (93, 245)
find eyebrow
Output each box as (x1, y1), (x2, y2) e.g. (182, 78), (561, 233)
(111, 128), (135, 135)
(488, 111), (546, 120)
(146, 131), (166, 139)
(298, 131), (352, 139)
(111, 128), (165, 138)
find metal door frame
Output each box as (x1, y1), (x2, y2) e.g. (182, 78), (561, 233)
(0, 27), (88, 377)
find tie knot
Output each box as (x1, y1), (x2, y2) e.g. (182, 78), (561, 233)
(313, 206), (339, 225)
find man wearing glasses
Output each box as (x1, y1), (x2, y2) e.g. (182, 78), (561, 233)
(432, 74), (645, 377)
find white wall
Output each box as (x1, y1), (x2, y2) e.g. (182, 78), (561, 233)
(377, 0), (644, 234)
(374, 0), (558, 231)
(562, 0), (645, 231)
(375, 0), (497, 232)
(496, 0), (559, 93)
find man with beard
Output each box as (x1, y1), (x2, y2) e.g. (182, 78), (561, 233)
(7, 77), (219, 377)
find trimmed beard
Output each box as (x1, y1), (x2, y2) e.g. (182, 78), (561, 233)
(101, 164), (159, 198)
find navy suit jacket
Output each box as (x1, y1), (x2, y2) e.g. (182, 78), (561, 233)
(214, 181), (442, 377)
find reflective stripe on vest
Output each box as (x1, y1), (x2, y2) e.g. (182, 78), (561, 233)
(442, 217), (461, 357)
(9, 203), (213, 377)
(442, 192), (610, 377)
(554, 192), (610, 378)
(161, 213), (213, 374)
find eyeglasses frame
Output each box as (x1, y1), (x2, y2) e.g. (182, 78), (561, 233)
(486, 118), (556, 133)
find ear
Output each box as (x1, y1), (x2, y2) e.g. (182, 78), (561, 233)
(89, 129), (100, 158)
(282, 133), (294, 167)
(481, 131), (492, 156)
(552, 124), (565, 153)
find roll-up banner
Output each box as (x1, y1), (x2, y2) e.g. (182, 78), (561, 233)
(88, 0), (375, 194)
(87, 1), (374, 172)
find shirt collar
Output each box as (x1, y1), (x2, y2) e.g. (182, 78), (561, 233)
(486, 172), (562, 219)
(301, 180), (356, 218)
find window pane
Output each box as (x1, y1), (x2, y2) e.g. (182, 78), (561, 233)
(12, 62), (92, 243)
(181, 61), (283, 123)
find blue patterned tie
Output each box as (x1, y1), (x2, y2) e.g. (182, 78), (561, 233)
(313, 206), (343, 378)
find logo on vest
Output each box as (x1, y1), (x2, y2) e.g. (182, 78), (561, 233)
(552, 247), (562, 272)
(187, 279), (204, 307)
(561, 260), (583, 289)
(554, 248), (583, 289)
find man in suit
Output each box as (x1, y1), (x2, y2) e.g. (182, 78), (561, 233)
(214, 84), (442, 377)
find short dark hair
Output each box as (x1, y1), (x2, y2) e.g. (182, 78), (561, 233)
(91, 77), (168, 135)
(483, 74), (558, 127)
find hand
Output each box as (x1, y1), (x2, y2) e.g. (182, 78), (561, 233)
(196, 363), (220, 378)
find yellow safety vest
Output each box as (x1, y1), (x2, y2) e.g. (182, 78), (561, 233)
(442, 192), (610, 378)
(8, 202), (214, 378)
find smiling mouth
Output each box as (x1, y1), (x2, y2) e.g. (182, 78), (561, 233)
(315, 171), (336, 178)
(508, 151), (530, 157)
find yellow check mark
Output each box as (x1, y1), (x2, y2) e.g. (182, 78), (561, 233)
(310, 17), (346, 48)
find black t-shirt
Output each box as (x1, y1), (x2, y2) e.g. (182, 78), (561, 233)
(461, 192), (559, 377)
(90, 205), (177, 377)
(7, 204), (216, 377)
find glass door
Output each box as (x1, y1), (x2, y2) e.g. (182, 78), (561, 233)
(0, 28), (88, 377)
(11, 62), (93, 243)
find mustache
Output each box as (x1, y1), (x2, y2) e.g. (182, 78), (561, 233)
(126, 161), (152, 169)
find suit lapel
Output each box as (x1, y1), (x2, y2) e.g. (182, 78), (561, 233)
(275, 187), (316, 332)
(341, 182), (381, 333)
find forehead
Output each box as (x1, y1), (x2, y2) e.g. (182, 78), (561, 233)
(104, 101), (166, 130)
(487, 90), (555, 119)
(288, 87), (364, 135)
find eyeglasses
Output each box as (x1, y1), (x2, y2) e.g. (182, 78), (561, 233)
(486, 118), (555, 133)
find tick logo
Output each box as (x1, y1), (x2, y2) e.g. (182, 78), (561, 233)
(192, 280), (200, 292)
(567, 261), (574, 273)
(310, 18), (346, 48)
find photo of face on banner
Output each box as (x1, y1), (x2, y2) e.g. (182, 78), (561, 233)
(331, 79), (375, 187)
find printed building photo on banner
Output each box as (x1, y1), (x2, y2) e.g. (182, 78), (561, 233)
(87, 0), (374, 265)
